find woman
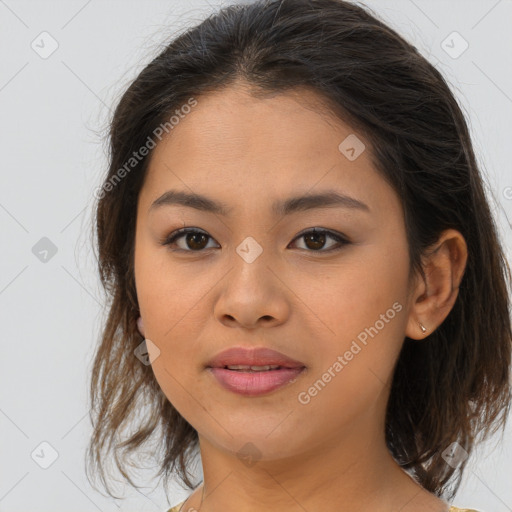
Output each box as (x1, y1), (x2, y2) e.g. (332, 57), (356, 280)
(87, 1), (511, 511)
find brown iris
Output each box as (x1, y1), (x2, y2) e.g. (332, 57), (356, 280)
(185, 232), (209, 250)
(303, 231), (326, 250)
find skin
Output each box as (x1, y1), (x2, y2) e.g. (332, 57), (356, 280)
(133, 80), (468, 512)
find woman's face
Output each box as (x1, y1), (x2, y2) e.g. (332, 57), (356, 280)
(134, 82), (416, 460)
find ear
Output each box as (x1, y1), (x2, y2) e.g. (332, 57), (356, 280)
(137, 316), (146, 337)
(405, 229), (468, 340)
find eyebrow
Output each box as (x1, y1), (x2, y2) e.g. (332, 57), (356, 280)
(149, 189), (370, 216)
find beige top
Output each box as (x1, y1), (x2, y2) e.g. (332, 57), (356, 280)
(167, 502), (480, 512)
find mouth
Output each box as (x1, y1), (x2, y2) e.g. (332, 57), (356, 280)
(206, 364), (306, 396)
(205, 346), (306, 396)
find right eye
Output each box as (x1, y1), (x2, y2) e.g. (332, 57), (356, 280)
(161, 228), (220, 252)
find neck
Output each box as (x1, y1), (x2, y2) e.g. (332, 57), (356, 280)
(186, 415), (440, 512)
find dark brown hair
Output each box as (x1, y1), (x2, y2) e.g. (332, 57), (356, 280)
(87, 0), (512, 503)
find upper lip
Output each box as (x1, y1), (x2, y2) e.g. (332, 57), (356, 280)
(206, 346), (306, 369)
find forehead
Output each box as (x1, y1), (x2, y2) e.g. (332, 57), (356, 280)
(140, 83), (400, 219)
(150, 83), (356, 165)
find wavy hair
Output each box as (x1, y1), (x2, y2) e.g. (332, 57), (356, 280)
(86, 0), (512, 503)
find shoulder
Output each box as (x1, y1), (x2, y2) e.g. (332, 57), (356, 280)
(168, 503), (482, 512)
(167, 503), (482, 512)
(166, 501), (185, 512)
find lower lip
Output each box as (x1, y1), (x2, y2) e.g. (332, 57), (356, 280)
(208, 367), (305, 396)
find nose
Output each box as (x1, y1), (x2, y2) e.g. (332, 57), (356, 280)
(213, 247), (291, 330)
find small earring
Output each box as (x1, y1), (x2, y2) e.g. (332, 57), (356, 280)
(419, 322), (427, 334)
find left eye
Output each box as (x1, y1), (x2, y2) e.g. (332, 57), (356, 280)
(162, 227), (349, 253)
(289, 228), (349, 252)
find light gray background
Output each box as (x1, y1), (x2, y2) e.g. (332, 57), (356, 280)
(1, 1), (511, 511)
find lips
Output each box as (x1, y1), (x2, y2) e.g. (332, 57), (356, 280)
(206, 346), (306, 396)
(206, 346), (305, 370)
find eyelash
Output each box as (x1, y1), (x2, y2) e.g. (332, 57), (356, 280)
(161, 227), (350, 254)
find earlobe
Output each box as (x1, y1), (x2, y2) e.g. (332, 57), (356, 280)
(405, 317), (430, 340)
(137, 316), (145, 337)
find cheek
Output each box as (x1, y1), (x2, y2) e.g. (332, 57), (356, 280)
(295, 245), (409, 391)
(135, 241), (202, 337)
(134, 249), (204, 400)
(296, 247), (407, 343)
(291, 299), (406, 434)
